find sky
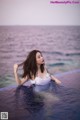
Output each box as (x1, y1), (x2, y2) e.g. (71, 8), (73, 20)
(0, 0), (80, 25)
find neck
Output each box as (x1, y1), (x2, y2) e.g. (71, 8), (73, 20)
(37, 64), (41, 71)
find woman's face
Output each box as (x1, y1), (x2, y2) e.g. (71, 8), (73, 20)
(36, 52), (45, 65)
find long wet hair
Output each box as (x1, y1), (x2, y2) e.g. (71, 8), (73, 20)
(22, 50), (45, 79)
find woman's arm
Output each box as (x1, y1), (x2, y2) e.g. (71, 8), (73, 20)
(45, 68), (61, 85)
(13, 64), (28, 85)
(50, 75), (61, 85)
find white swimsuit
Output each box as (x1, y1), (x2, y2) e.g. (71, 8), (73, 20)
(23, 73), (51, 86)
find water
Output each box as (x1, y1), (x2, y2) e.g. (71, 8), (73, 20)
(0, 70), (80, 120)
(0, 25), (80, 88)
(0, 26), (80, 120)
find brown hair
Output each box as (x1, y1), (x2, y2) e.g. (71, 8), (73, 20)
(22, 50), (45, 79)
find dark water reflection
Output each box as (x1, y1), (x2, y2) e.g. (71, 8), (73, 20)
(0, 79), (80, 120)
(15, 81), (80, 120)
(15, 85), (44, 113)
(14, 81), (60, 120)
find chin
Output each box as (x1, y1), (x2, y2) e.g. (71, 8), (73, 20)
(41, 62), (45, 65)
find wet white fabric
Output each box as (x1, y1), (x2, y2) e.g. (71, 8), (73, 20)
(23, 73), (51, 86)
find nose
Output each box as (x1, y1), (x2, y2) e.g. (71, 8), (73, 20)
(41, 56), (44, 61)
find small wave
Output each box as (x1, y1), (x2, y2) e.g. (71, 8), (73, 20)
(42, 51), (64, 55)
(65, 53), (80, 56)
(48, 62), (65, 67)
(56, 58), (72, 61)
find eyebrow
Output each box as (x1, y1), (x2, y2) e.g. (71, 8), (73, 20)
(37, 52), (42, 57)
(37, 54), (41, 57)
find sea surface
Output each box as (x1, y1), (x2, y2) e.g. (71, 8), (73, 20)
(0, 26), (80, 120)
(0, 25), (80, 88)
(0, 70), (80, 120)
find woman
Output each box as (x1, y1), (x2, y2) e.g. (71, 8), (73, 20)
(14, 50), (61, 89)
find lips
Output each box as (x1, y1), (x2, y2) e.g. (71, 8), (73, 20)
(42, 60), (44, 62)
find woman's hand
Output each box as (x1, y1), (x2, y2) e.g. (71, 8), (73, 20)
(14, 64), (18, 73)
(51, 75), (61, 85)
(13, 63), (28, 85)
(55, 79), (61, 85)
